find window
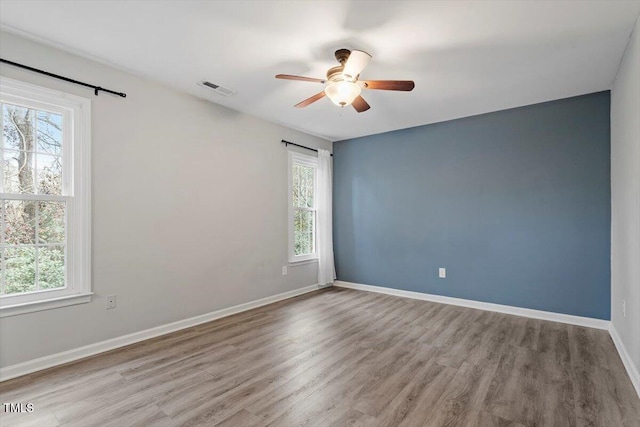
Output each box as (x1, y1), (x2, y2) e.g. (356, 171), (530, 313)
(288, 151), (317, 263)
(0, 78), (91, 317)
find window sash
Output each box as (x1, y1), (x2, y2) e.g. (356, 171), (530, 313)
(293, 206), (316, 256)
(292, 162), (316, 210)
(0, 193), (70, 202)
(0, 197), (72, 303)
(0, 97), (71, 197)
(288, 151), (318, 263)
(294, 206), (315, 212)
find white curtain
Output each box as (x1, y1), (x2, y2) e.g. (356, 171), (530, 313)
(317, 149), (336, 286)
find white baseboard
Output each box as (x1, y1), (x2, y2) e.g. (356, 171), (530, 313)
(334, 280), (610, 330)
(0, 284), (323, 382)
(609, 324), (640, 399)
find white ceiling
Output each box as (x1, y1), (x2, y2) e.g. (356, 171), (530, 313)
(1, 1), (639, 141)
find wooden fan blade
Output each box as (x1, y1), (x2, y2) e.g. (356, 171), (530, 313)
(351, 95), (370, 113)
(295, 91), (326, 108)
(361, 80), (415, 91)
(276, 74), (325, 83)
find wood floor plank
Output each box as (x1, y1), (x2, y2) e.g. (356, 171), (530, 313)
(373, 361), (450, 427)
(258, 351), (379, 426)
(244, 346), (374, 423)
(483, 344), (577, 427)
(436, 320), (487, 369)
(352, 343), (438, 417)
(1, 287), (638, 427)
(312, 406), (376, 427)
(0, 406), (61, 427)
(212, 409), (263, 427)
(425, 359), (500, 427)
(168, 343), (371, 426)
(460, 410), (526, 427)
(396, 363), (458, 427)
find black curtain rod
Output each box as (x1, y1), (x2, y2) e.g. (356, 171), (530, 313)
(0, 58), (127, 98)
(281, 140), (333, 156)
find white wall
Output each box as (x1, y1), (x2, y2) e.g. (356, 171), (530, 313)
(611, 15), (640, 376)
(0, 31), (331, 367)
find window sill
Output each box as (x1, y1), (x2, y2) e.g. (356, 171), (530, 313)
(288, 258), (319, 266)
(0, 293), (93, 318)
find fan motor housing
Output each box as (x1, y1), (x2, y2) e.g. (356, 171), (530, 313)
(327, 49), (351, 81)
(326, 65), (346, 82)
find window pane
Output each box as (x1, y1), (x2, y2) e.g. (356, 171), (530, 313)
(293, 163), (314, 208)
(2, 153), (19, 193)
(36, 111), (63, 155)
(37, 154), (62, 195)
(303, 165), (314, 208)
(38, 201), (65, 244)
(38, 246), (65, 290)
(2, 104), (34, 151)
(4, 247), (36, 295)
(2, 150), (36, 194)
(4, 200), (36, 244)
(294, 209), (315, 255)
(292, 164), (301, 207)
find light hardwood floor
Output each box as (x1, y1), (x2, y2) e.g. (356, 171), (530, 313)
(1, 287), (639, 427)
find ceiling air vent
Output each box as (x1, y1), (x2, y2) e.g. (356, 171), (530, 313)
(198, 80), (237, 96)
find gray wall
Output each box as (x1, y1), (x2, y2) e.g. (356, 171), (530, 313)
(611, 15), (640, 378)
(0, 31), (330, 368)
(334, 92), (611, 319)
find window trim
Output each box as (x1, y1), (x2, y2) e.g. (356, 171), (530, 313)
(288, 151), (318, 264)
(0, 77), (92, 317)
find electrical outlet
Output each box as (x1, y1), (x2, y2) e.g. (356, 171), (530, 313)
(439, 268), (446, 279)
(282, 266), (287, 276)
(623, 299), (626, 317)
(106, 295), (116, 310)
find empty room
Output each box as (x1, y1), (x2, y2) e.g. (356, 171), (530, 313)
(0, 1), (639, 426)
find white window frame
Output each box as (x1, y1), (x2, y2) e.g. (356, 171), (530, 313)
(288, 151), (318, 263)
(0, 77), (91, 317)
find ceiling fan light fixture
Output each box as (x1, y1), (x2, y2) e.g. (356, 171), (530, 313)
(324, 81), (361, 107)
(275, 47), (414, 112)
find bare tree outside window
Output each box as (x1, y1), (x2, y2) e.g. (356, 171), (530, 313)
(1, 103), (65, 296)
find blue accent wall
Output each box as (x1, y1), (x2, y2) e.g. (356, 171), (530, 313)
(333, 92), (611, 319)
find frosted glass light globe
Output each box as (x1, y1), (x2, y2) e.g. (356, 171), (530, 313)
(324, 81), (361, 107)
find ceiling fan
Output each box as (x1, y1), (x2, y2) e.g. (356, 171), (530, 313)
(275, 49), (415, 113)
